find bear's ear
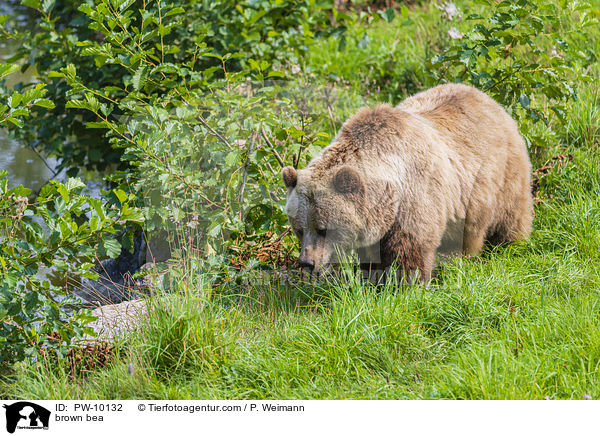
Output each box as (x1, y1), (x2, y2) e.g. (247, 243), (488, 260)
(282, 166), (298, 188)
(333, 166), (363, 195)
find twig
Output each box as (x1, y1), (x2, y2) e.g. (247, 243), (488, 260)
(484, 66), (523, 92)
(260, 126), (285, 167)
(237, 131), (257, 204)
(28, 144), (56, 173)
(264, 158), (277, 175)
(172, 89), (232, 149)
(197, 113), (232, 149)
(275, 227), (291, 243)
(293, 112), (306, 169)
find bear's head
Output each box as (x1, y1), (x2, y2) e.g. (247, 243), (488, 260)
(282, 164), (396, 274)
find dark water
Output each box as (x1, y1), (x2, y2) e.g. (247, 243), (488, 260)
(0, 2), (60, 191)
(0, 2), (103, 194)
(1, 3), (143, 310)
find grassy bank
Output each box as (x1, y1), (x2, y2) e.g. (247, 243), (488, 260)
(2, 0), (600, 399)
(3, 144), (600, 400)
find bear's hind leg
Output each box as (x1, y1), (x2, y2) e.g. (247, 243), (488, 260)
(462, 207), (493, 255)
(462, 227), (486, 255)
(489, 157), (533, 244)
(490, 196), (533, 244)
(417, 249), (436, 282)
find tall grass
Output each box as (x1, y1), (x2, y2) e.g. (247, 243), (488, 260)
(2, 0), (600, 400)
(565, 85), (600, 148)
(4, 144), (600, 399)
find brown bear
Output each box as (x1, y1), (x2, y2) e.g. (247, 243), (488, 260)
(282, 83), (533, 282)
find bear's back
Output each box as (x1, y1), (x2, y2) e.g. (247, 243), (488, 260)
(309, 83), (528, 182)
(397, 83), (525, 158)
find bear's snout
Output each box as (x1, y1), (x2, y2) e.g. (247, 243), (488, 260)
(298, 256), (315, 271)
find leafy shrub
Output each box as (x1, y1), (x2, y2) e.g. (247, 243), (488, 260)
(1, 1), (123, 175)
(426, 0), (595, 152)
(0, 170), (143, 364)
(25, 0), (367, 269)
(0, 0), (367, 275)
(1, 0), (347, 176)
(0, 63), (146, 364)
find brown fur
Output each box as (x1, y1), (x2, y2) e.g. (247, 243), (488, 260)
(283, 83), (533, 282)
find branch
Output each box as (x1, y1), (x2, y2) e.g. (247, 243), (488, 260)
(484, 66), (523, 92)
(173, 89), (233, 149)
(275, 227), (291, 243)
(197, 113), (233, 149)
(260, 126), (285, 167)
(237, 131), (257, 204)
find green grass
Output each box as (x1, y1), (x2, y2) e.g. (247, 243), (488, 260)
(2, 0), (600, 400)
(565, 85), (600, 148)
(305, 2), (450, 102)
(3, 144), (600, 399)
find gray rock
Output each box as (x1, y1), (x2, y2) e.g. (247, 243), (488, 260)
(85, 299), (148, 342)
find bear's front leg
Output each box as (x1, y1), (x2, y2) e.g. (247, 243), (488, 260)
(380, 226), (436, 283)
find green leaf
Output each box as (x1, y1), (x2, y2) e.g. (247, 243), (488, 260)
(64, 63), (77, 80)
(383, 7), (395, 23)
(113, 189), (128, 205)
(151, 63), (179, 74)
(59, 220), (73, 237)
(41, 0), (55, 14)
(65, 178), (86, 192)
(401, 5), (409, 19)
(9, 93), (22, 109)
(117, 0), (135, 11)
(85, 121), (111, 129)
(21, 0), (41, 10)
(5, 117), (24, 128)
(55, 182), (69, 203)
(550, 106), (566, 122)
(47, 71), (66, 78)
(98, 238), (122, 259)
(80, 270), (100, 280)
(33, 99), (55, 109)
(132, 65), (148, 91)
(0, 63), (19, 79)
(207, 224), (221, 238)
(65, 100), (91, 110)
(165, 7), (185, 17)
(158, 24), (172, 37)
(225, 151), (240, 166)
(84, 94), (100, 112)
(121, 207), (145, 224)
(77, 4), (94, 15)
(247, 10), (267, 25)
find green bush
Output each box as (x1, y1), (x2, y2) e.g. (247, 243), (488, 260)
(0, 63), (146, 364)
(22, 0), (364, 266)
(0, 170), (143, 364)
(1, 0), (347, 176)
(426, 0), (595, 151)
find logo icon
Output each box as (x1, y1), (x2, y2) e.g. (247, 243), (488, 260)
(3, 402), (50, 434)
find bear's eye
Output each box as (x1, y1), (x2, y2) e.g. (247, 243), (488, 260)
(316, 228), (327, 238)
